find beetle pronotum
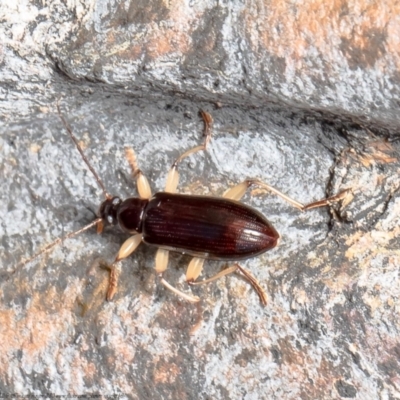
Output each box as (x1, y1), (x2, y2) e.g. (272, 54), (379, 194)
(15, 106), (352, 305)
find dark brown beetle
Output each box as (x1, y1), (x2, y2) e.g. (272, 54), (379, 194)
(18, 107), (351, 305)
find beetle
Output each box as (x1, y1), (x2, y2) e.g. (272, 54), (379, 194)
(17, 106), (351, 305)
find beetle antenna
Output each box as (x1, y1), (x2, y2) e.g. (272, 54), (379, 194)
(56, 103), (111, 200)
(11, 218), (103, 274)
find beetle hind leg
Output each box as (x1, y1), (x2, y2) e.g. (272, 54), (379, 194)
(165, 111), (212, 193)
(159, 278), (200, 303)
(155, 248), (200, 303)
(187, 259), (268, 306)
(224, 178), (352, 211)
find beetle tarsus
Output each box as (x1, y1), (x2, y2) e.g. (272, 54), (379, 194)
(189, 302), (204, 335)
(200, 110), (213, 148)
(226, 178), (352, 213)
(188, 263), (268, 306)
(106, 264), (119, 301)
(235, 264), (268, 306)
(302, 188), (353, 211)
(98, 260), (119, 301)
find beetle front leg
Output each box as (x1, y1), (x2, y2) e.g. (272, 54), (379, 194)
(186, 259), (268, 306)
(165, 111), (212, 193)
(155, 248), (200, 303)
(105, 234), (142, 300)
(224, 178), (352, 211)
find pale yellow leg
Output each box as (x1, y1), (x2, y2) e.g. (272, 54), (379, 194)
(125, 148), (152, 199)
(106, 234), (142, 300)
(186, 257), (205, 282)
(155, 248), (169, 274)
(157, 111), (213, 301)
(155, 248), (200, 303)
(165, 111), (213, 193)
(224, 178), (352, 211)
(188, 263), (268, 306)
(160, 279), (200, 303)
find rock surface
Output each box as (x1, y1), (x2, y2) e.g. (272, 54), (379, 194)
(1, 1), (399, 399)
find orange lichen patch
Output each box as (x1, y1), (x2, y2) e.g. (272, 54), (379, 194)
(0, 309), (19, 350)
(103, 1), (196, 62)
(104, 29), (143, 60)
(0, 283), (81, 376)
(299, 356), (340, 399)
(345, 231), (375, 260)
(345, 227), (400, 261)
(124, 44), (143, 61)
(344, 141), (398, 167)
(277, 337), (305, 366)
(366, 140), (397, 156)
(290, 288), (310, 311)
(357, 152), (398, 168)
(84, 361), (97, 381)
(243, 0), (400, 68)
(154, 361), (180, 384)
(147, 33), (174, 59)
(0, 303), (70, 373)
(322, 267), (356, 294)
(106, 26), (191, 61)
(111, 339), (136, 369)
(68, 355), (97, 393)
(244, 0), (347, 59)
(362, 292), (382, 314)
(146, 29), (191, 60)
(105, 312), (137, 368)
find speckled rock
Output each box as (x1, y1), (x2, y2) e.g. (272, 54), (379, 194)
(0, 1), (399, 399)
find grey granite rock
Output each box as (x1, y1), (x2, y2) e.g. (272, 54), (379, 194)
(1, 1), (400, 398)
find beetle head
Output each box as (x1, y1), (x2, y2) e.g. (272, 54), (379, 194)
(99, 196), (122, 226)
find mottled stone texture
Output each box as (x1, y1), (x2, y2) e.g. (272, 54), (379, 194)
(0, 1), (399, 399)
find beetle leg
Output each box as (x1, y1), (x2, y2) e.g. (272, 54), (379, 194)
(105, 234), (142, 300)
(188, 263), (268, 306)
(125, 147), (152, 199)
(160, 278), (200, 303)
(185, 256), (206, 283)
(155, 248), (169, 274)
(223, 181), (249, 201)
(224, 178), (352, 211)
(155, 248), (200, 302)
(165, 111), (212, 193)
